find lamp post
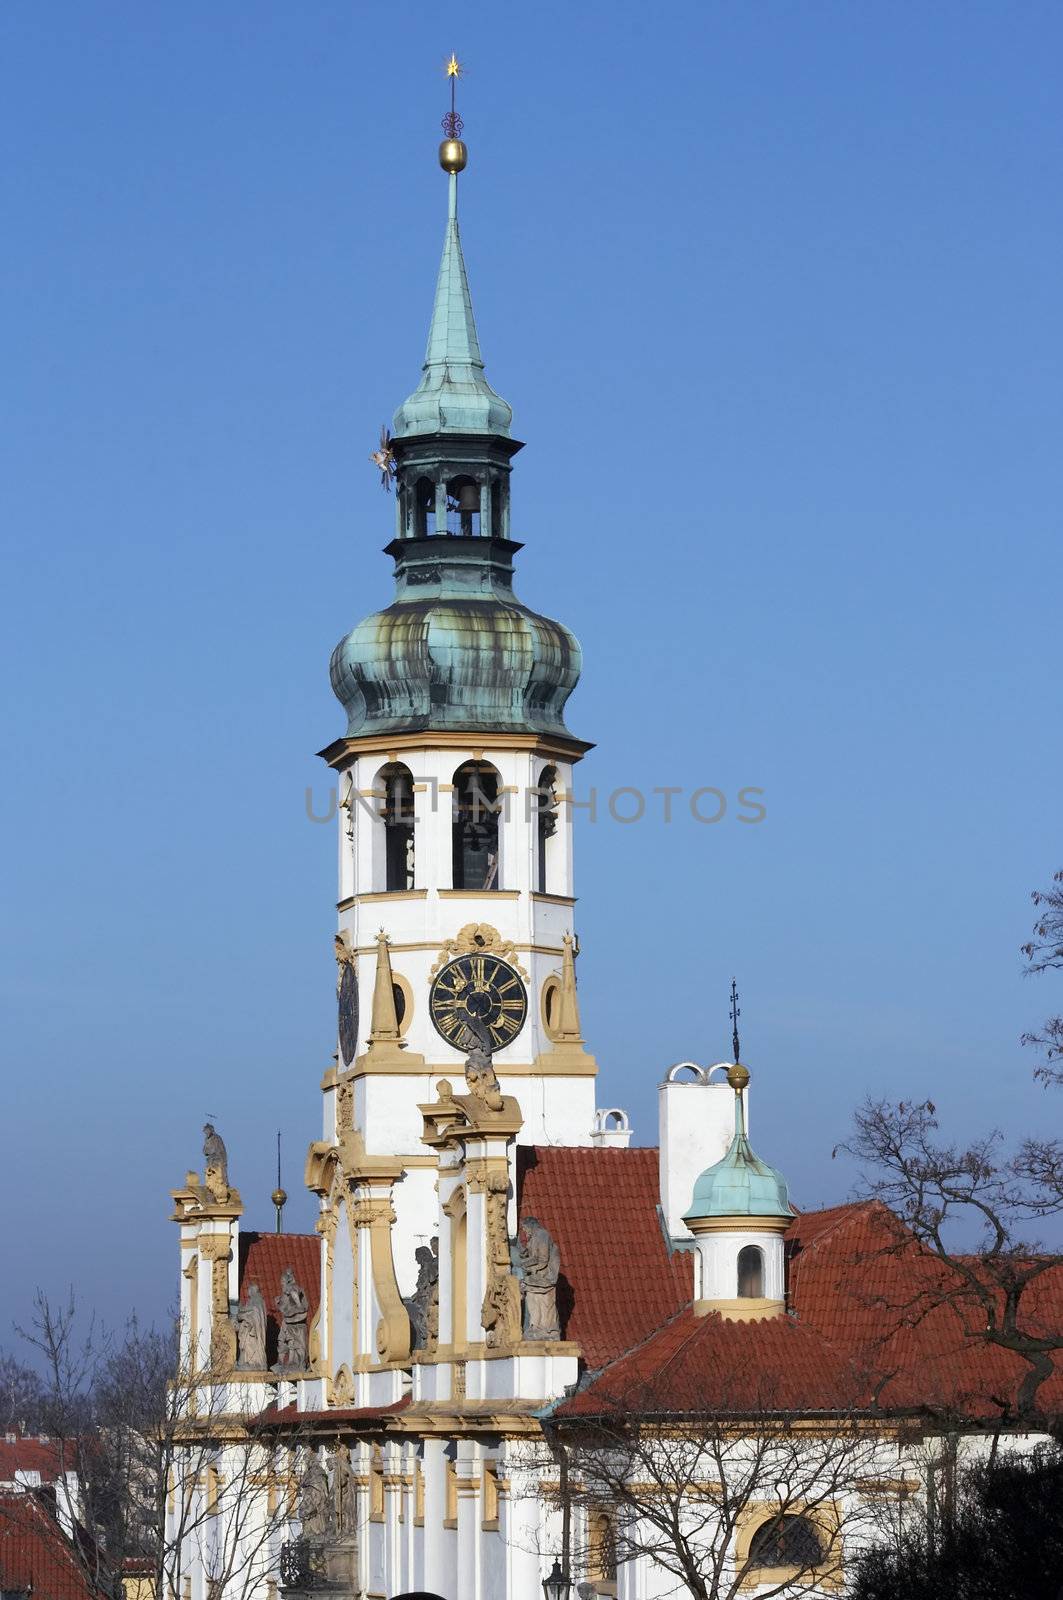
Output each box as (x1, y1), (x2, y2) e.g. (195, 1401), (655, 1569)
(542, 1558), (570, 1600)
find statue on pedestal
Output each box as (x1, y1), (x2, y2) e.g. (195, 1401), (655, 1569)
(233, 1282), (267, 1370)
(275, 1267), (310, 1372)
(517, 1216), (561, 1341)
(330, 1444), (358, 1537)
(404, 1239), (439, 1351)
(298, 1454), (331, 1539)
(202, 1123), (229, 1199)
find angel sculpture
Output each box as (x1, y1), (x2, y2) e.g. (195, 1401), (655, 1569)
(369, 425), (397, 491)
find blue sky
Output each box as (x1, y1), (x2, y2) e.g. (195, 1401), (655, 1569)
(2, 0), (1061, 1336)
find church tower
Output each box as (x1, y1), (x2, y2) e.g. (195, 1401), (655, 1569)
(316, 95), (600, 1293)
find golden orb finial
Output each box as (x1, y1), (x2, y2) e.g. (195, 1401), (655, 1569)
(727, 1062), (751, 1093)
(439, 139), (467, 174)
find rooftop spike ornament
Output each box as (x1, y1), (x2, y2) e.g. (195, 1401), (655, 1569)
(271, 1130), (287, 1234)
(439, 53), (468, 173)
(730, 977), (741, 1064)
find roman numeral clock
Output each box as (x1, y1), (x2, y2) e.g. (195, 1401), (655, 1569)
(429, 953), (529, 1054)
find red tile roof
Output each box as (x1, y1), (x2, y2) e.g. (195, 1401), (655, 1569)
(0, 1492), (104, 1600)
(516, 1146), (693, 1369)
(559, 1308), (865, 1419)
(0, 1434), (65, 1486)
(558, 1194), (1063, 1423)
(238, 1233), (320, 1366)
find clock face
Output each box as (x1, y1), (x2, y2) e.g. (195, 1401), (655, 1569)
(429, 953), (528, 1054)
(338, 962), (359, 1067)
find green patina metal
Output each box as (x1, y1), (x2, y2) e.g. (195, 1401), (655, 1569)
(683, 1088), (795, 1225)
(392, 172), (512, 440)
(330, 535), (580, 737)
(331, 154), (581, 740)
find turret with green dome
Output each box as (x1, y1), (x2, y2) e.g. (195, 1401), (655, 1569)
(684, 1061), (794, 1322)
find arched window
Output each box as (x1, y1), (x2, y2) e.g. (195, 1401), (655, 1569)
(413, 477), (434, 538)
(491, 473), (506, 537)
(452, 763), (501, 890)
(446, 476), (480, 535)
(737, 1244), (764, 1299)
(377, 763), (415, 891)
(535, 765), (559, 894)
(747, 1514), (824, 1570)
(589, 1507), (618, 1588)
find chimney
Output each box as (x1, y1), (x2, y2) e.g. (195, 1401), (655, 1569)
(658, 1063), (744, 1240)
(590, 1107), (633, 1148)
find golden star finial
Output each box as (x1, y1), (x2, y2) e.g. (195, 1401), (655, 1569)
(446, 53), (462, 79)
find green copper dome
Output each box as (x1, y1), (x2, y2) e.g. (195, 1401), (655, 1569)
(330, 535), (581, 738)
(683, 1078), (794, 1225)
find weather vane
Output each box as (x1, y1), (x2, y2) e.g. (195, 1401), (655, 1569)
(443, 53), (464, 140)
(369, 424), (396, 492)
(730, 977), (741, 1063)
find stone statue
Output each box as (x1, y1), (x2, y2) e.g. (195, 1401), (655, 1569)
(481, 1271), (523, 1351)
(403, 1239), (439, 1351)
(481, 1169), (522, 1350)
(233, 1282), (267, 1370)
(330, 1444), (358, 1537)
(298, 1453), (331, 1539)
(517, 1216), (561, 1341)
(464, 1040), (504, 1112)
(202, 1123), (228, 1192)
(275, 1267), (310, 1372)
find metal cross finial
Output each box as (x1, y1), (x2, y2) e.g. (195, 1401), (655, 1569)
(730, 977), (741, 1063)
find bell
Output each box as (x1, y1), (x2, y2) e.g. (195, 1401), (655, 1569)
(457, 483), (480, 513)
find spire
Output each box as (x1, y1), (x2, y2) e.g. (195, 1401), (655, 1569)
(422, 172), (486, 375)
(392, 62), (512, 439)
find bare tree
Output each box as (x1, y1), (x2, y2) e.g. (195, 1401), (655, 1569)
(514, 1380), (889, 1600)
(1022, 868), (1063, 1085)
(843, 1099), (1063, 1421)
(2, 1293), (303, 1600)
(0, 1348), (48, 1434)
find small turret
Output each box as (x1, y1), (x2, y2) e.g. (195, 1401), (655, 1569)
(684, 1063), (794, 1321)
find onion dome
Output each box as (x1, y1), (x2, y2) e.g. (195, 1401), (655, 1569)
(330, 534), (581, 738)
(683, 1065), (794, 1225)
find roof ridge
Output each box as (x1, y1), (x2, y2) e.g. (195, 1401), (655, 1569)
(791, 1198), (882, 1245)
